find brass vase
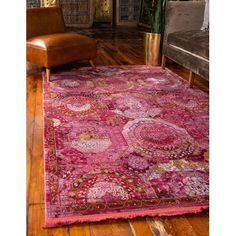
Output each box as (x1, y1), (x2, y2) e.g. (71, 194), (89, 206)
(144, 32), (162, 66)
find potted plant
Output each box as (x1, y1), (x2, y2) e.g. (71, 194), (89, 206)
(144, 0), (166, 65)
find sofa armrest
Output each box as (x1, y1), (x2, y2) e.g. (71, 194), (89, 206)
(163, 1), (205, 44)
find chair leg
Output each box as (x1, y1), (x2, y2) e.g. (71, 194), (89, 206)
(46, 68), (50, 82)
(161, 55), (166, 69)
(89, 59), (96, 68)
(189, 71), (195, 87)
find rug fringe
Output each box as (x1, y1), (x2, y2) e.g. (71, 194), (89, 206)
(43, 205), (208, 228)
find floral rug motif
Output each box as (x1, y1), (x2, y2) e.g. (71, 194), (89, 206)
(43, 65), (209, 227)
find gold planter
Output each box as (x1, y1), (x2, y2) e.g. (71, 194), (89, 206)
(144, 32), (162, 66)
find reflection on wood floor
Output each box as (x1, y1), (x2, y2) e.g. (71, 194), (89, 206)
(27, 27), (209, 236)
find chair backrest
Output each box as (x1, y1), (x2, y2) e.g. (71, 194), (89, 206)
(163, 1), (205, 43)
(27, 7), (66, 39)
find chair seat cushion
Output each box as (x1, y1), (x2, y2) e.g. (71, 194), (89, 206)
(167, 30), (209, 60)
(27, 33), (97, 68)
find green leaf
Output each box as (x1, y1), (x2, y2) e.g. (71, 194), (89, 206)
(143, 0), (166, 34)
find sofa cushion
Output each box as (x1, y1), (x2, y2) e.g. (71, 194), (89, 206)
(167, 30), (209, 60)
(27, 33), (97, 68)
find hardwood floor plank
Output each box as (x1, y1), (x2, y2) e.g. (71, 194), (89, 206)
(98, 47), (119, 65)
(28, 204), (69, 236)
(104, 42), (132, 65)
(28, 75), (44, 204)
(93, 51), (111, 66)
(107, 40), (144, 65)
(27, 74), (37, 201)
(89, 221), (133, 236)
(186, 213), (209, 236)
(161, 216), (197, 236)
(121, 40), (144, 56)
(129, 219), (154, 236)
(147, 217), (173, 236)
(69, 224), (91, 236)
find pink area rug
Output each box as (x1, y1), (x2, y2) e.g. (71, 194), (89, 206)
(43, 65), (209, 227)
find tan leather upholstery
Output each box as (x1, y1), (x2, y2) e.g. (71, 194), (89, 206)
(27, 33), (97, 68)
(27, 7), (66, 40)
(27, 7), (97, 72)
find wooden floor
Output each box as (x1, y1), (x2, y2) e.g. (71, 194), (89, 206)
(27, 27), (209, 236)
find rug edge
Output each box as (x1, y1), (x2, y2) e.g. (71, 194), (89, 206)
(43, 205), (209, 228)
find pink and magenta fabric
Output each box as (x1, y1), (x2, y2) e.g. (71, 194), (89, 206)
(43, 66), (209, 227)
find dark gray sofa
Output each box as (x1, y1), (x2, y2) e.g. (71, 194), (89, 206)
(161, 1), (209, 85)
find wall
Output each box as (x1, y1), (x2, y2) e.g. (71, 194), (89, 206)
(27, 0), (40, 8)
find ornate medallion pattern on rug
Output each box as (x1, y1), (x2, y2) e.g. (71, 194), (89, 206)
(43, 65), (209, 227)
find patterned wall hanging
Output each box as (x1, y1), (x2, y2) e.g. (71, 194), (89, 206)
(116, 0), (140, 26)
(59, 0), (94, 28)
(40, 0), (59, 7)
(94, 0), (112, 24)
(27, 0), (40, 8)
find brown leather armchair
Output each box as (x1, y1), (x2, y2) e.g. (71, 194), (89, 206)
(27, 7), (97, 81)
